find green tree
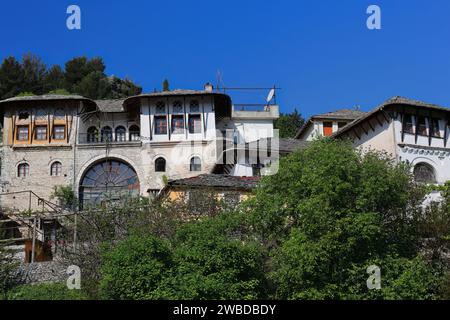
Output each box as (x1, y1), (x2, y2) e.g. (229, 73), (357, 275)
(162, 213), (266, 300)
(0, 56), (24, 99)
(163, 79), (170, 92)
(73, 71), (110, 99)
(248, 139), (440, 299)
(274, 108), (305, 138)
(44, 65), (66, 93)
(100, 234), (172, 300)
(21, 53), (47, 95)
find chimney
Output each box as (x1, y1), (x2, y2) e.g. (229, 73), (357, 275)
(204, 82), (214, 92)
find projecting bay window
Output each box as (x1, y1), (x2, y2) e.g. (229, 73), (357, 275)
(430, 118), (441, 138)
(17, 126), (29, 141)
(53, 125), (66, 140)
(171, 115), (184, 134)
(155, 116), (167, 135)
(35, 126), (47, 141)
(402, 114), (414, 134)
(188, 115), (201, 134)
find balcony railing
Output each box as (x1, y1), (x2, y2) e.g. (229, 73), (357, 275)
(78, 132), (141, 144)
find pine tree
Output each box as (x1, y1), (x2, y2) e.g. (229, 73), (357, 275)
(163, 79), (170, 92)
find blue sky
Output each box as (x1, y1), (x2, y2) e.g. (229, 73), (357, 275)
(1, 0), (450, 118)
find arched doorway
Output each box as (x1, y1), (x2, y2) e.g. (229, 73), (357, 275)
(79, 159), (140, 208)
(413, 162), (437, 184)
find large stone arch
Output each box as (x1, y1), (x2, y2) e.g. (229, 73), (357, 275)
(77, 156), (141, 208)
(410, 157), (439, 184)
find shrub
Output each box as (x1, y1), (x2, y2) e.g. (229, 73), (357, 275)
(7, 283), (89, 300)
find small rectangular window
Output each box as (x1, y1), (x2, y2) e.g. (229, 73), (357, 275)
(53, 126), (65, 140)
(189, 115), (201, 134)
(430, 118), (441, 138)
(171, 115), (184, 134)
(417, 116), (427, 136)
(17, 126), (29, 141)
(402, 114), (414, 134)
(155, 116), (167, 135)
(35, 126), (47, 140)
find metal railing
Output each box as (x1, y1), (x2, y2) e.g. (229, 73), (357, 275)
(77, 132), (141, 144)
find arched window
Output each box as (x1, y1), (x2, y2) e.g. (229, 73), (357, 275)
(129, 125), (140, 141)
(87, 127), (98, 143)
(115, 126), (126, 142)
(79, 159), (140, 208)
(190, 156), (202, 172)
(155, 157), (166, 172)
(50, 161), (62, 177)
(18, 163), (29, 178)
(101, 126), (112, 142)
(413, 163), (436, 184)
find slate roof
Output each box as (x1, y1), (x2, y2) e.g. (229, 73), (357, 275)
(0, 94), (91, 103)
(167, 174), (260, 190)
(279, 138), (309, 153)
(95, 99), (126, 112)
(311, 109), (367, 120)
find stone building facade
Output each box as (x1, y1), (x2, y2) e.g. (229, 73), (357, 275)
(0, 87), (279, 211)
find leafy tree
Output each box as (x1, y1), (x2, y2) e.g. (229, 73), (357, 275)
(274, 108), (305, 138)
(100, 234), (172, 300)
(162, 213), (266, 300)
(99, 213), (266, 300)
(248, 139), (440, 299)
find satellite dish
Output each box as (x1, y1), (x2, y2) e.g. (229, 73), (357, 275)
(266, 88), (275, 103)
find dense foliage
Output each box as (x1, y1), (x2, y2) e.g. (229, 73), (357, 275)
(0, 54), (142, 99)
(3, 139), (449, 300)
(6, 283), (89, 300)
(274, 108), (305, 138)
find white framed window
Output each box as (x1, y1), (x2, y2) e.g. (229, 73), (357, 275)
(35, 126), (47, 140)
(190, 156), (202, 172)
(51, 161), (62, 177)
(18, 163), (29, 177)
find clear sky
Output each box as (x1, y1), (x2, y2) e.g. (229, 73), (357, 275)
(1, 0), (450, 118)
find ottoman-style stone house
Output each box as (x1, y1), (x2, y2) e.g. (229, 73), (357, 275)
(333, 97), (450, 185)
(0, 85), (279, 211)
(296, 96), (450, 185)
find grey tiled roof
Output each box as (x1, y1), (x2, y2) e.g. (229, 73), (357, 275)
(311, 109), (367, 120)
(168, 174), (260, 190)
(279, 138), (309, 153)
(0, 94), (91, 103)
(95, 99), (125, 112)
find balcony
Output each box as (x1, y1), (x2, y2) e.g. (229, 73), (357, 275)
(77, 131), (141, 146)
